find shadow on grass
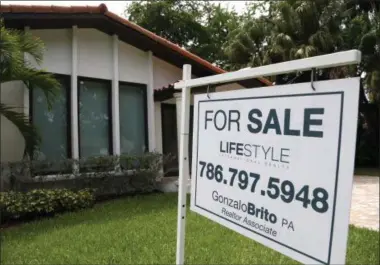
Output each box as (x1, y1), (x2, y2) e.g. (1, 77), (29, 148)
(2, 193), (181, 240)
(1, 193), (379, 265)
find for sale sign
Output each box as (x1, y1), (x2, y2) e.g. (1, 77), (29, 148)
(190, 78), (360, 265)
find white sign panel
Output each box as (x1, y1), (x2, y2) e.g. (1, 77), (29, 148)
(190, 78), (360, 265)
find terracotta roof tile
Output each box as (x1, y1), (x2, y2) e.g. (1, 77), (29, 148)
(50, 6), (72, 13)
(0, 5), (11, 12)
(0, 3), (272, 86)
(31, 5), (55, 13)
(0, 4), (104, 14)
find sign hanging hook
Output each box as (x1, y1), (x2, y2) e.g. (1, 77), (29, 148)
(207, 85), (211, 99)
(311, 68), (317, 91)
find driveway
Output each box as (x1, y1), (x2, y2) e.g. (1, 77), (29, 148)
(350, 176), (379, 230)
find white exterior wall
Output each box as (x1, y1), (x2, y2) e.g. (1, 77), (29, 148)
(154, 102), (163, 153)
(30, 29), (72, 75)
(0, 27), (247, 163)
(77, 29), (113, 80)
(119, 41), (149, 84)
(0, 28), (155, 163)
(153, 56), (183, 89)
(0, 81), (25, 162)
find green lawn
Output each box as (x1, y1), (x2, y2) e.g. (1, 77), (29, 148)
(1, 193), (379, 264)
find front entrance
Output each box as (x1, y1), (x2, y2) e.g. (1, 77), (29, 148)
(161, 103), (193, 177)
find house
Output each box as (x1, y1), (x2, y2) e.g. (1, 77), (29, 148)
(0, 4), (272, 179)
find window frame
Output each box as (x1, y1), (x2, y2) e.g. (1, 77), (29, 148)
(29, 73), (72, 160)
(118, 80), (149, 154)
(77, 76), (113, 158)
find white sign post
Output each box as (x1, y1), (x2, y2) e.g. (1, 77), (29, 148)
(175, 50), (361, 265)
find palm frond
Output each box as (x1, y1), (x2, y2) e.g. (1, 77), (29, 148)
(247, 22), (265, 44)
(294, 45), (306, 59)
(1, 20), (60, 110)
(225, 40), (251, 64)
(19, 31), (45, 64)
(0, 23), (24, 76)
(0, 103), (41, 158)
(365, 70), (380, 102)
(275, 2), (301, 36)
(305, 45), (318, 57)
(308, 30), (335, 53)
(1, 68), (61, 110)
(275, 33), (294, 50)
(360, 30), (377, 55)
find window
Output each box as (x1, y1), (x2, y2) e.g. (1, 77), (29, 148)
(119, 82), (147, 155)
(161, 104), (178, 176)
(31, 74), (70, 161)
(78, 77), (112, 158)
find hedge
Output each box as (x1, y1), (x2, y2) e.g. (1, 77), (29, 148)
(0, 152), (176, 193)
(0, 189), (95, 224)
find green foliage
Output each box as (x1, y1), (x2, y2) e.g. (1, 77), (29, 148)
(125, 0), (240, 68)
(0, 103), (41, 158)
(0, 153), (175, 198)
(221, 0), (379, 168)
(79, 155), (117, 173)
(224, 0), (379, 100)
(1, 194), (378, 264)
(0, 19), (61, 157)
(0, 188), (95, 223)
(0, 152), (177, 224)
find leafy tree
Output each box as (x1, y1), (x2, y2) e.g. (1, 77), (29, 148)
(224, 0), (379, 167)
(125, 0), (239, 68)
(0, 20), (60, 158)
(224, 0), (379, 102)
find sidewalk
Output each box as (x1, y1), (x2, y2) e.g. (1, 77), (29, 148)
(349, 176), (379, 230)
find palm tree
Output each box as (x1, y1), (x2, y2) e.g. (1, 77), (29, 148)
(224, 0), (379, 167)
(225, 0), (349, 82)
(225, 0), (379, 101)
(0, 19), (61, 158)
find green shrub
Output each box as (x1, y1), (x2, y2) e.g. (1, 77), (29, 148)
(0, 188), (95, 224)
(79, 156), (117, 173)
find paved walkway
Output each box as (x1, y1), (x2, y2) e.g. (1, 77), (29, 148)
(350, 176), (379, 230)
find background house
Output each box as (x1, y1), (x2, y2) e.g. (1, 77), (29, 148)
(0, 4), (271, 177)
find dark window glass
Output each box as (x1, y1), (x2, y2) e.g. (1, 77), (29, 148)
(119, 83), (147, 155)
(32, 75), (70, 161)
(79, 78), (111, 158)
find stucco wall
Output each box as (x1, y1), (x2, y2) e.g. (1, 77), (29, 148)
(153, 56), (183, 90)
(0, 81), (25, 162)
(154, 102), (163, 153)
(1, 27), (247, 163)
(119, 41), (149, 84)
(1, 28), (154, 163)
(29, 29), (72, 75)
(77, 29), (113, 80)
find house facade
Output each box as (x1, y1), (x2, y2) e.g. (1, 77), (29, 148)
(0, 4), (271, 176)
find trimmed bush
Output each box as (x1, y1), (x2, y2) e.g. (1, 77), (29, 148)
(0, 153), (176, 196)
(0, 152), (176, 224)
(0, 188), (95, 224)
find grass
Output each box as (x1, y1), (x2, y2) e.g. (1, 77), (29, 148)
(1, 193), (379, 265)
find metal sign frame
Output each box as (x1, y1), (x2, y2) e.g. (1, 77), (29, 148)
(174, 50), (362, 265)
